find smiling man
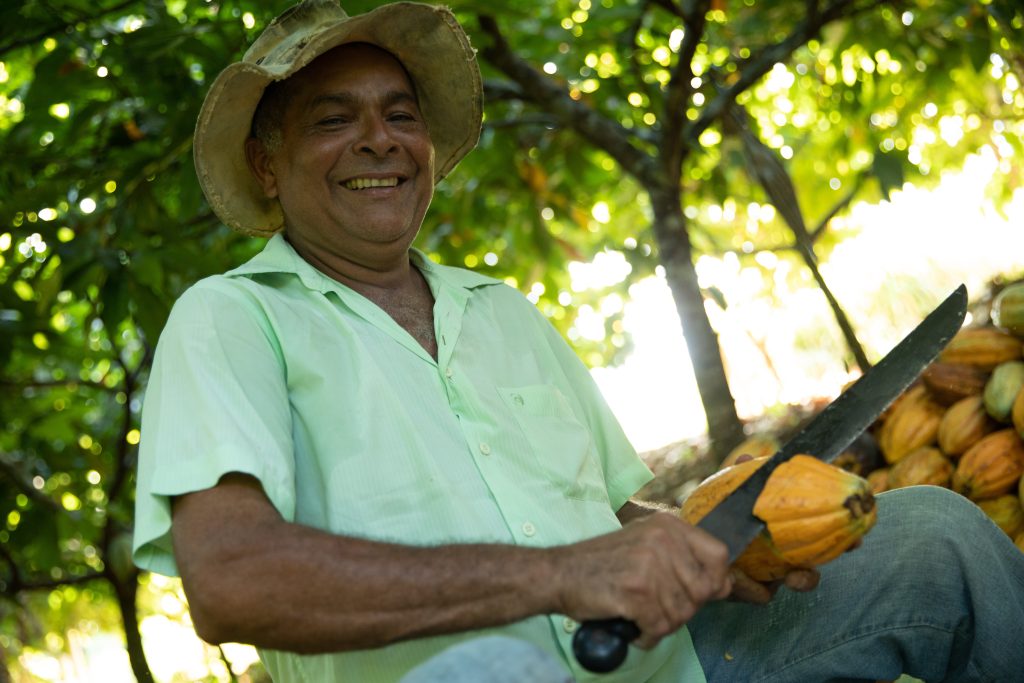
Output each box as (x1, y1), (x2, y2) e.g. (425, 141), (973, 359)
(132, 2), (1024, 682)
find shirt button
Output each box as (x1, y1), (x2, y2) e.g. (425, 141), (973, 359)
(445, 367), (454, 379)
(479, 442), (491, 455)
(562, 617), (577, 633)
(521, 521), (536, 537)
(511, 393), (524, 406)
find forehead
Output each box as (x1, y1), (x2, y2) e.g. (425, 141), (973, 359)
(287, 43), (417, 98)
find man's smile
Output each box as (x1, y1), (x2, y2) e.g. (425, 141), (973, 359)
(342, 176), (403, 190)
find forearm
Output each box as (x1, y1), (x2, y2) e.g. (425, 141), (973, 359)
(616, 498), (678, 525)
(190, 524), (557, 652)
(173, 477), (560, 653)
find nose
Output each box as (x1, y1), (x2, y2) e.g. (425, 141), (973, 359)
(354, 116), (398, 157)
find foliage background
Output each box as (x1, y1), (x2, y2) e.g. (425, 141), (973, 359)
(1, 0), (1021, 680)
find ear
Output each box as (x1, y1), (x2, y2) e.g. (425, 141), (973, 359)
(245, 137), (279, 199)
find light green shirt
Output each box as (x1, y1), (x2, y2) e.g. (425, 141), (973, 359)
(133, 234), (705, 683)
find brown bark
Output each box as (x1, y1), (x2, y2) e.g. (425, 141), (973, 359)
(650, 188), (746, 459)
(113, 573), (153, 683)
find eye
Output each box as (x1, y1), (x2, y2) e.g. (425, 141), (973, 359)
(317, 115), (350, 126)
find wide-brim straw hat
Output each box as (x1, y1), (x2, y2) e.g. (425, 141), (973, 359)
(193, 0), (482, 237)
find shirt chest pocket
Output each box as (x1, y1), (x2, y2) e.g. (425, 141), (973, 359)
(498, 385), (609, 502)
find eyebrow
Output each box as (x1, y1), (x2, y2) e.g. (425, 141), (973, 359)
(308, 90), (419, 110)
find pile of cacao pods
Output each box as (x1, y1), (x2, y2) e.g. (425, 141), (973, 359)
(726, 281), (1024, 556)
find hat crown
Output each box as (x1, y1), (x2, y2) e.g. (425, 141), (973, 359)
(243, 0), (349, 67)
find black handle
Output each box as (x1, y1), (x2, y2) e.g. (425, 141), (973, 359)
(572, 617), (641, 673)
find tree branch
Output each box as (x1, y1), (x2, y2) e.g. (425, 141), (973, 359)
(810, 173), (864, 241)
(0, 0), (140, 57)
(661, 0), (711, 181)
(686, 0), (888, 142)
(0, 455), (63, 513)
(477, 14), (660, 187)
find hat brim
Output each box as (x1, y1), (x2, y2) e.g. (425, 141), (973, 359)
(193, 2), (482, 237)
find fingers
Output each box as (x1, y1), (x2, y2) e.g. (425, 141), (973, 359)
(783, 568), (820, 592)
(726, 568), (775, 604)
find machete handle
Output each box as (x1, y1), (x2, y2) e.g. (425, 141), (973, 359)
(572, 617), (641, 673)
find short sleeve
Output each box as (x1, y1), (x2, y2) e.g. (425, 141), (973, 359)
(132, 279), (295, 576)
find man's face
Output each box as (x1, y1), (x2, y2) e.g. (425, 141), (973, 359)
(251, 43), (435, 266)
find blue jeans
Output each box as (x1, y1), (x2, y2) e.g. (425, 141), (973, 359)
(401, 486), (1024, 682)
(689, 485), (1024, 682)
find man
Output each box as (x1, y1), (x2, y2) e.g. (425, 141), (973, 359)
(133, 2), (1024, 682)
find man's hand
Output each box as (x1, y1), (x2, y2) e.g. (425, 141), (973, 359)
(549, 512), (733, 650)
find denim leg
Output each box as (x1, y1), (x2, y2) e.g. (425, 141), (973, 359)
(398, 635), (574, 683)
(688, 485), (1024, 682)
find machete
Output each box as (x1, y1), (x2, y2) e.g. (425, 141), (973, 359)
(573, 284), (968, 674)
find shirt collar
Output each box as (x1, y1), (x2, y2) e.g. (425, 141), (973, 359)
(225, 233), (502, 294)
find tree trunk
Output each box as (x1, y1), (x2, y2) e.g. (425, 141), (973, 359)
(649, 188), (745, 460)
(114, 575), (153, 683)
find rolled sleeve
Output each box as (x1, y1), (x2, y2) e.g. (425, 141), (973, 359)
(132, 281), (295, 576)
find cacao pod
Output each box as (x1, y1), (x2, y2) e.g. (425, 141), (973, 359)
(992, 282), (1024, 338)
(877, 385), (945, 464)
(1012, 387), (1024, 440)
(939, 327), (1023, 370)
(833, 431), (884, 477)
(937, 395), (997, 457)
(681, 455), (877, 579)
(887, 447), (953, 489)
(921, 362), (990, 406)
(976, 495), (1024, 538)
(952, 429), (1024, 501)
(867, 468), (890, 495)
(719, 433), (779, 470)
(983, 360), (1024, 423)
(682, 457), (790, 582)
(753, 455), (877, 567)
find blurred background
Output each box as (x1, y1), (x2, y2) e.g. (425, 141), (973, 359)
(1, 0), (1022, 680)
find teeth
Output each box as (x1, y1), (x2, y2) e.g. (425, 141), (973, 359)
(344, 177), (400, 190)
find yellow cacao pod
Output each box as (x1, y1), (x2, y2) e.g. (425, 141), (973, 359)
(939, 327), (1023, 370)
(867, 468), (890, 495)
(983, 360), (1024, 423)
(887, 447), (953, 489)
(992, 282), (1024, 339)
(752, 455), (877, 567)
(681, 455), (877, 578)
(878, 385), (945, 464)
(976, 495), (1024, 538)
(921, 362), (990, 406)
(938, 395), (998, 458)
(719, 434), (779, 470)
(1012, 387), (1024, 440)
(952, 429), (1024, 501)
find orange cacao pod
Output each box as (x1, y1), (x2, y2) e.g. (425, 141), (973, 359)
(952, 429), (1024, 501)
(939, 327), (1023, 370)
(887, 447), (953, 489)
(921, 362), (990, 406)
(682, 455), (876, 578)
(719, 434), (779, 470)
(867, 468), (890, 494)
(878, 385), (945, 464)
(976, 495), (1024, 538)
(938, 395), (998, 457)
